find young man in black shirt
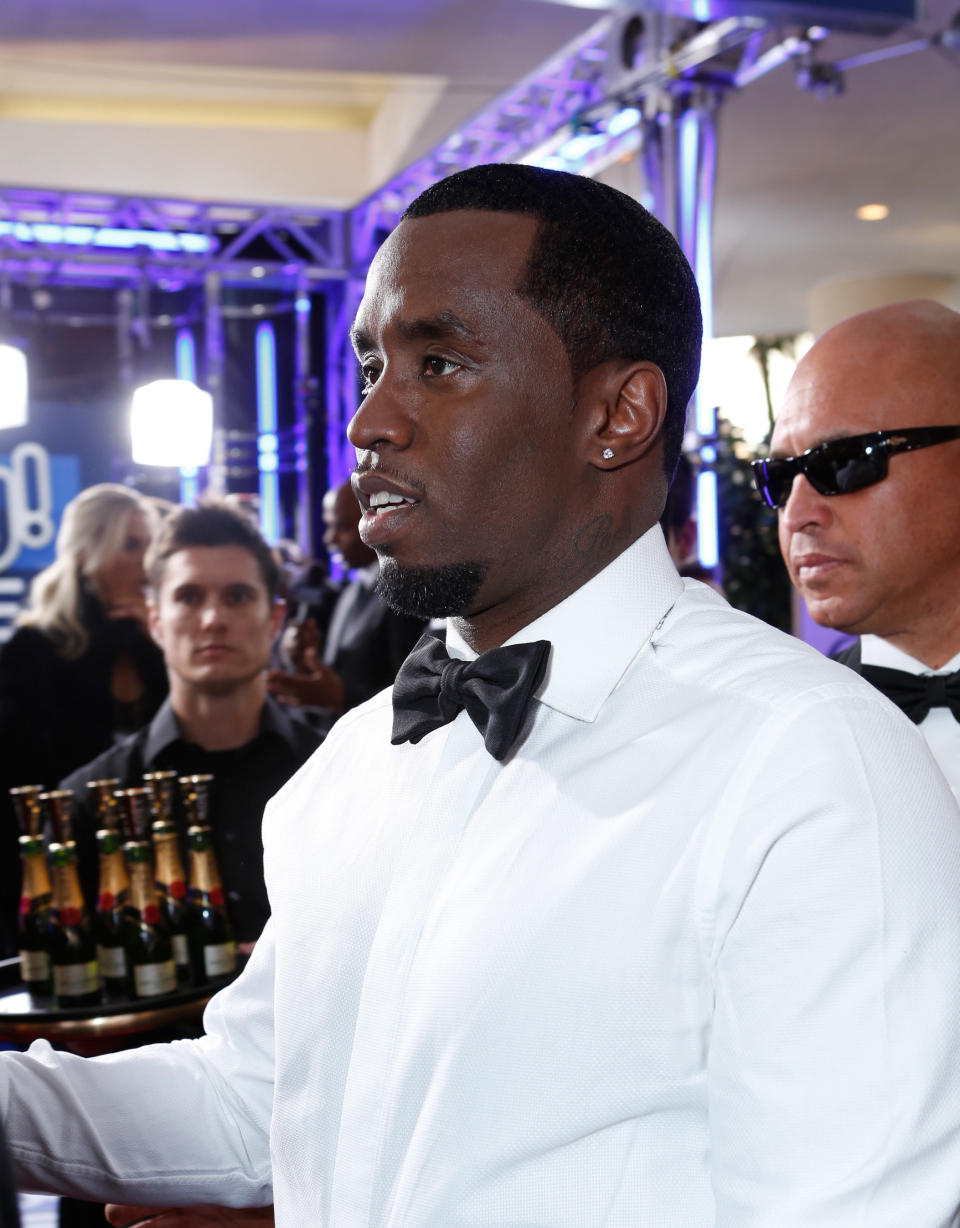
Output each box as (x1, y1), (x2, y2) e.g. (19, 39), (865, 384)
(61, 502), (319, 952)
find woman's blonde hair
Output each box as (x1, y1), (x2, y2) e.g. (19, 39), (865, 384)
(17, 483), (153, 659)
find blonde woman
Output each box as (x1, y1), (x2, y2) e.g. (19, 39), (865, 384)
(0, 484), (168, 954)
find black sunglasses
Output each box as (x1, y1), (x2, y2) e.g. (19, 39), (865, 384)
(751, 426), (960, 510)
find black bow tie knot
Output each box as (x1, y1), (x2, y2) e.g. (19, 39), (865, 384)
(860, 664), (960, 724)
(391, 634), (551, 761)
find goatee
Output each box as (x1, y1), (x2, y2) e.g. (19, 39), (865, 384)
(376, 559), (486, 619)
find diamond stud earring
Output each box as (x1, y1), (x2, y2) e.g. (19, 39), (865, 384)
(602, 447), (615, 460)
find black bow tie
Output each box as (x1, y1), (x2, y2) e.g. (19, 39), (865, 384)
(860, 664), (960, 724)
(391, 634), (551, 761)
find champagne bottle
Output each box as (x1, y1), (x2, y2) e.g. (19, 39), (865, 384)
(152, 820), (191, 980)
(94, 828), (132, 994)
(185, 825), (237, 984)
(48, 841), (100, 1007)
(125, 841), (177, 999)
(114, 786), (155, 846)
(17, 832), (53, 995)
(87, 778), (122, 832)
(144, 770), (178, 825)
(9, 785), (45, 837)
(39, 789), (75, 845)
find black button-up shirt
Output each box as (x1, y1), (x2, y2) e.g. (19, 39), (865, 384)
(60, 696), (320, 943)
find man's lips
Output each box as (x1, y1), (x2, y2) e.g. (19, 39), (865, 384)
(195, 643), (234, 657)
(791, 552), (849, 581)
(351, 470), (421, 510)
(352, 471), (422, 547)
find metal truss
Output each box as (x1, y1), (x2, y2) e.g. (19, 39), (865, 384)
(347, 16), (615, 270)
(0, 186), (348, 290)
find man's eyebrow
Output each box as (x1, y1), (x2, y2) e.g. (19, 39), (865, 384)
(771, 429), (863, 458)
(350, 310), (476, 353)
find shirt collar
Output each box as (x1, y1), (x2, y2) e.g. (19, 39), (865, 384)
(143, 693), (304, 763)
(860, 634), (960, 677)
(444, 525), (683, 723)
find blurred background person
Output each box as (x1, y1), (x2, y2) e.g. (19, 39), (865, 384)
(268, 480), (425, 734)
(0, 483), (167, 958)
(659, 454), (724, 594)
(61, 500), (319, 953)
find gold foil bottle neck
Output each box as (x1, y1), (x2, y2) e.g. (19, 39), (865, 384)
(49, 843), (86, 914)
(127, 852), (161, 914)
(19, 834), (53, 898)
(96, 831), (130, 904)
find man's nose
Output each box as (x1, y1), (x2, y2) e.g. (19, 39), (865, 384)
(780, 473), (833, 532)
(347, 371), (414, 454)
(200, 600), (227, 626)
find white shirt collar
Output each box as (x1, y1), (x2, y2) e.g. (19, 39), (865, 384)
(860, 634), (960, 676)
(444, 525), (683, 723)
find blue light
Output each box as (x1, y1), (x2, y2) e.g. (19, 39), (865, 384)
(556, 132), (605, 162)
(691, 0), (712, 19)
(255, 324), (278, 435)
(700, 444), (717, 463)
(294, 296), (312, 314)
(180, 466), (198, 506)
(175, 331), (200, 504)
(678, 111), (700, 262)
(255, 322), (280, 542)
(260, 471), (280, 543)
(175, 330), (197, 384)
(697, 469), (720, 569)
(0, 220), (213, 253)
(606, 107), (641, 137)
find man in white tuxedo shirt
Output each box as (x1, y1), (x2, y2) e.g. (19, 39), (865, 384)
(761, 299), (960, 797)
(4, 170), (960, 1228)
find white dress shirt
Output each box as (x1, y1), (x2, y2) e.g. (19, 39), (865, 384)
(5, 527), (960, 1227)
(860, 633), (960, 799)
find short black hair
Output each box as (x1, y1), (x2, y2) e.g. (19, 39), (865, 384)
(146, 500), (281, 600)
(403, 163), (702, 477)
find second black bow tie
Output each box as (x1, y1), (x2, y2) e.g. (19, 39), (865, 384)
(391, 634), (551, 761)
(860, 664), (960, 724)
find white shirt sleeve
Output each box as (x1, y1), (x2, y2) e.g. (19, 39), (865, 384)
(705, 692), (960, 1227)
(0, 919), (278, 1207)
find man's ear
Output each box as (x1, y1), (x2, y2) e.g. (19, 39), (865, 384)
(583, 361), (668, 470)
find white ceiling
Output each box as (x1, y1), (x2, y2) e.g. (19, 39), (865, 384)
(0, 0), (957, 336)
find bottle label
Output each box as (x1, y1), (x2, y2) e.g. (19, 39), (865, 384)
(168, 879), (187, 900)
(134, 960), (177, 998)
(19, 949), (50, 983)
(203, 941), (237, 978)
(172, 933), (190, 968)
(97, 892), (117, 911)
(97, 945), (129, 979)
(53, 961), (99, 997)
(58, 907), (83, 928)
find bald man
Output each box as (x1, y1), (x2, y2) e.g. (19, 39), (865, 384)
(757, 299), (960, 793)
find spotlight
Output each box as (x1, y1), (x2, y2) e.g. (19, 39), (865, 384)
(130, 379), (213, 467)
(0, 343), (28, 430)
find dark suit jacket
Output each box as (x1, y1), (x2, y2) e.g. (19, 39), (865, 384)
(322, 569), (426, 715)
(832, 640), (862, 670)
